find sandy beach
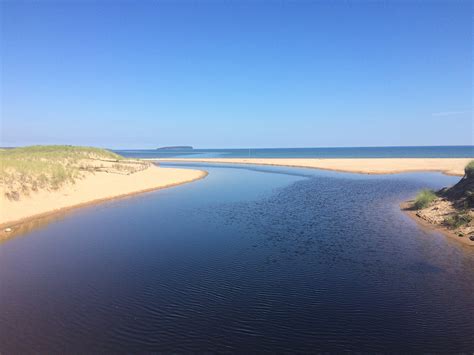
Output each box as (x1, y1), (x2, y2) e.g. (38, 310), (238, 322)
(153, 158), (472, 176)
(0, 164), (207, 231)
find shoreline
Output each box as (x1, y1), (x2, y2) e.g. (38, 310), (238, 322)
(400, 201), (474, 247)
(2, 157), (472, 243)
(149, 157), (472, 176)
(0, 166), (208, 239)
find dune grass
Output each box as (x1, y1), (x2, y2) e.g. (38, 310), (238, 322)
(444, 212), (472, 229)
(0, 145), (125, 199)
(465, 160), (474, 176)
(413, 189), (437, 210)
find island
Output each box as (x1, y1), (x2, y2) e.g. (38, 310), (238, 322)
(156, 146), (193, 150)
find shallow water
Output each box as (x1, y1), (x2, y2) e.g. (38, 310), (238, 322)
(1, 164), (473, 352)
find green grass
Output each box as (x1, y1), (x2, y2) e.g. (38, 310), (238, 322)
(0, 145), (124, 199)
(413, 189), (437, 210)
(0, 145), (122, 161)
(444, 212), (472, 229)
(465, 160), (474, 176)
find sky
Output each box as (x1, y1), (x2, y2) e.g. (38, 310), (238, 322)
(1, 0), (472, 149)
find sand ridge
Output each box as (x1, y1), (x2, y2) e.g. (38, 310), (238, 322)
(151, 157), (473, 176)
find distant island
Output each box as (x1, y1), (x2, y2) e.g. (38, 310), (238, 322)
(156, 146), (193, 150)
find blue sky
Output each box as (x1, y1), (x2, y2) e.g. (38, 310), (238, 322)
(1, 0), (472, 148)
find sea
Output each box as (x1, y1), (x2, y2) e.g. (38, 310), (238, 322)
(115, 145), (474, 159)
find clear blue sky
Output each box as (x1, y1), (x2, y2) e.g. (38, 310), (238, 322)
(1, 0), (472, 148)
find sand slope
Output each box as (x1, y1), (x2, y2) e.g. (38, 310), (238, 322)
(0, 165), (207, 228)
(154, 158), (472, 176)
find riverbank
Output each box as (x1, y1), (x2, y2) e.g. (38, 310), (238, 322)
(402, 162), (474, 247)
(151, 158), (472, 176)
(401, 201), (474, 247)
(0, 164), (207, 237)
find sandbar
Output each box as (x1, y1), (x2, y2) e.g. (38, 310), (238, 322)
(151, 157), (472, 176)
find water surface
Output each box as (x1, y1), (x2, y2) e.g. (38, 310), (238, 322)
(1, 163), (473, 352)
(115, 145), (474, 159)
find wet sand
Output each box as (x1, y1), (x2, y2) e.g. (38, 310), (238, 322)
(0, 165), (207, 233)
(151, 157), (472, 176)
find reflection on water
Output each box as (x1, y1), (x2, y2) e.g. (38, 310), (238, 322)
(0, 212), (68, 243)
(0, 164), (473, 352)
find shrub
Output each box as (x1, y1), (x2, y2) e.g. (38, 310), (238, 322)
(444, 213), (472, 229)
(413, 189), (437, 209)
(465, 160), (474, 177)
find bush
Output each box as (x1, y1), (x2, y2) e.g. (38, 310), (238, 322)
(444, 213), (472, 229)
(465, 160), (474, 177)
(413, 189), (437, 210)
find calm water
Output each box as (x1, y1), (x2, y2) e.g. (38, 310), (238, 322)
(1, 163), (474, 352)
(116, 145), (474, 159)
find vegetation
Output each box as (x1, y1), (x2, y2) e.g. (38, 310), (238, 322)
(465, 160), (474, 177)
(409, 161), (474, 238)
(413, 189), (437, 210)
(444, 212), (472, 229)
(0, 145), (127, 200)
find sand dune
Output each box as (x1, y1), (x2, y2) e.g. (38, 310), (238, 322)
(0, 165), (207, 229)
(153, 158), (472, 176)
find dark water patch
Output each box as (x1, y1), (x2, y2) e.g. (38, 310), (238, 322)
(208, 175), (450, 268)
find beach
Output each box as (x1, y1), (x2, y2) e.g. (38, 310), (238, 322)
(0, 164), (207, 232)
(152, 157), (472, 176)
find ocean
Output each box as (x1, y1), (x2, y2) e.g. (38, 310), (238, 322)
(115, 145), (474, 159)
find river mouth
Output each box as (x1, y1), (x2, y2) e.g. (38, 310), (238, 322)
(1, 163), (473, 352)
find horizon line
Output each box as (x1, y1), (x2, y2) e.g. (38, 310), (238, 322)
(110, 144), (474, 151)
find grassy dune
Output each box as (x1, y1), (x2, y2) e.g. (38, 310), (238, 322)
(413, 189), (437, 210)
(409, 160), (474, 242)
(0, 145), (147, 200)
(466, 160), (474, 176)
